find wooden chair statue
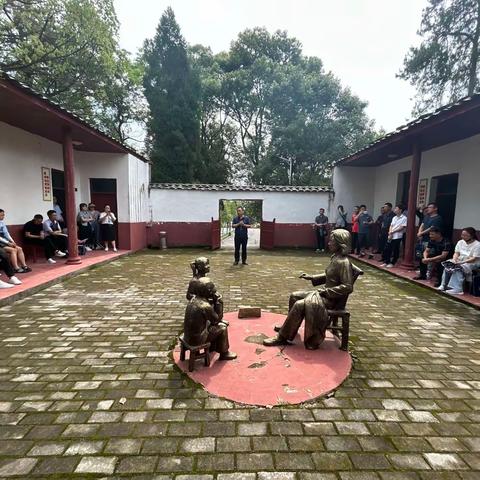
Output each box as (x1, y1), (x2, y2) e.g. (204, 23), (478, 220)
(327, 265), (363, 351)
(179, 335), (211, 372)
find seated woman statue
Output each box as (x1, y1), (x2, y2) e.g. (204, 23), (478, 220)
(186, 256), (210, 300)
(263, 228), (354, 350)
(183, 277), (237, 361)
(186, 256), (224, 319)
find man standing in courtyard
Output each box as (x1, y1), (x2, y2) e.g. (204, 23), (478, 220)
(232, 206), (251, 265)
(314, 208), (329, 252)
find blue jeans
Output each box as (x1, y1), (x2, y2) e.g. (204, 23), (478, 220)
(440, 262), (480, 291)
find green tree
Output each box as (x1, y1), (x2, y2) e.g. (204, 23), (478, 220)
(143, 7), (201, 183)
(399, 0), (480, 114)
(0, 0), (123, 128)
(216, 28), (376, 185)
(189, 45), (236, 184)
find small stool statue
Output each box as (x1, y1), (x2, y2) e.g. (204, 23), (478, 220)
(263, 228), (357, 350)
(182, 277), (237, 369)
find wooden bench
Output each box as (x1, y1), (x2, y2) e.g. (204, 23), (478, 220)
(179, 335), (211, 372)
(23, 243), (44, 263)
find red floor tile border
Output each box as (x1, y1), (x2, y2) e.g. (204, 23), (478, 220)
(349, 253), (480, 310)
(0, 250), (135, 306)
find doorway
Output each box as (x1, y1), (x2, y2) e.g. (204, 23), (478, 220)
(219, 199), (262, 249)
(429, 173), (458, 238)
(51, 169), (66, 224)
(90, 178), (118, 244)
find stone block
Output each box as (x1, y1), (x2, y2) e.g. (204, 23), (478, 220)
(238, 306), (262, 318)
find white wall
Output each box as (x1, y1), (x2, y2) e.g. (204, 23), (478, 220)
(0, 122), (65, 224)
(373, 155), (412, 211)
(0, 121), (150, 225)
(127, 154), (150, 223)
(150, 188), (332, 223)
(331, 166), (375, 219)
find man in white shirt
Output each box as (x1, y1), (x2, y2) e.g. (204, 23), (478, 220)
(381, 204), (407, 268)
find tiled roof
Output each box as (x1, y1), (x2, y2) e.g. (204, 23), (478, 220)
(150, 183), (332, 193)
(0, 72), (150, 163)
(336, 91), (480, 165)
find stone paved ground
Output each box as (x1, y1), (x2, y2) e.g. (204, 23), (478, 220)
(0, 249), (479, 479)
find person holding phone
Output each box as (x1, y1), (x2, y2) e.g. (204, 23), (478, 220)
(232, 206), (251, 265)
(99, 205), (117, 252)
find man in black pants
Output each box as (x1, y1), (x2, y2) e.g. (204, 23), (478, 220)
(24, 214), (66, 264)
(232, 206), (251, 265)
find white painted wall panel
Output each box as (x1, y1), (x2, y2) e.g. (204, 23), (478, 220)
(331, 166), (375, 219)
(150, 188), (332, 223)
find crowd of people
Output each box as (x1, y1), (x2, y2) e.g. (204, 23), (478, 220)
(0, 198), (118, 290)
(313, 202), (480, 296)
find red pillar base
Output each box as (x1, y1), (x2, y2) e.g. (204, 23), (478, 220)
(66, 257), (82, 265)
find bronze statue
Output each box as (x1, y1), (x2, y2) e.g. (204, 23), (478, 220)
(183, 277), (237, 360)
(186, 256), (223, 319)
(186, 257), (210, 300)
(263, 229), (356, 350)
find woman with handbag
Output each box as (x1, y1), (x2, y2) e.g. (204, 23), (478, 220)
(437, 228), (480, 295)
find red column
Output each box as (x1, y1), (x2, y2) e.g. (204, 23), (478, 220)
(402, 142), (421, 269)
(62, 128), (81, 265)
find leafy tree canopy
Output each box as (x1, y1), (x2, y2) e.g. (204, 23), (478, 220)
(0, 0), (145, 144)
(399, 0), (480, 114)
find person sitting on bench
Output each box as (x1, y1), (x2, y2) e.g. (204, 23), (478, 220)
(0, 246), (22, 288)
(24, 214), (67, 264)
(43, 210), (68, 255)
(0, 209), (31, 274)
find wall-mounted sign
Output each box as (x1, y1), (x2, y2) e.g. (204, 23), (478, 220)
(417, 178), (428, 207)
(42, 167), (52, 201)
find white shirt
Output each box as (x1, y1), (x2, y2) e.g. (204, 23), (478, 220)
(455, 239), (480, 262)
(389, 214), (407, 240)
(99, 212), (116, 225)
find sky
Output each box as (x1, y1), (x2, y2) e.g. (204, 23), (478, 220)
(114, 0), (428, 133)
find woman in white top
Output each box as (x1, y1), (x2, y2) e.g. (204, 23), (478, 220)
(99, 205), (117, 252)
(438, 227), (480, 295)
(381, 204), (407, 267)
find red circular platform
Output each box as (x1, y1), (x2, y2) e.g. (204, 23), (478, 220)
(173, 311), (352, 406)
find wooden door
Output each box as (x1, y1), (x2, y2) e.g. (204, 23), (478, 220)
(211, 217), (221, 250)
(260, 218), (275, 250)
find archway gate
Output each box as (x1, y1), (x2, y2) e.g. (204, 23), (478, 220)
(149, 183), (333, 249)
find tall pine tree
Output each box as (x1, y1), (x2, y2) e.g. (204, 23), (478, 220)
(143, 7), (201, 183)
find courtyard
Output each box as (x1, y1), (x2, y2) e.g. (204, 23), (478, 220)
(0, 249), (479, 478)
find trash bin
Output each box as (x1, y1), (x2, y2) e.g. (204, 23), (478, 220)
(159, 231), (167, 249)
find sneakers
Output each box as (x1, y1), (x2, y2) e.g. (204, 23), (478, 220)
(85, 246), (92, 252)
(380, 263), (387, 267)
(242, 261), (248, 265)
(437, 285), (446, 291)
(8, 276), (22, 285)
(15, 266), (31, 274)
(104, 247), (109, 252)
(386, 264), (394, 268)
(113, 247), (117, 252)
(55, 250), (67, 257)
(413, 275), (426, 280)
(0, 279), (14, 289)
(447, 290), (464, 295)
(368, 254), (374, 259)
(47, 258), (57, 264)
(233, 261), (238, 265)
